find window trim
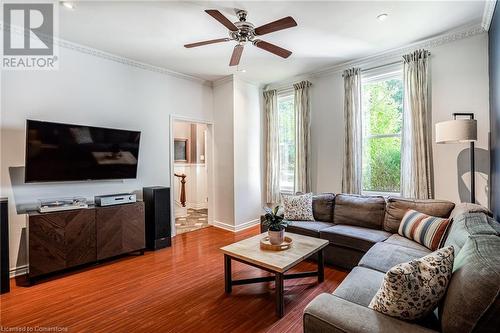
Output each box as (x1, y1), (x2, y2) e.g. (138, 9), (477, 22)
(362, 63), (403, 84)
(364, 133), (401, 140)
(361, 190), (401, 197)
(280, 189), (294, 196)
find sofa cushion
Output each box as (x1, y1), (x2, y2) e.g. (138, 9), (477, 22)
(285, 221), (334, 238)
(333, 194), (386, 229)
(440, 235), (500, 333)
(369, 246), (454, 320)
(488, 215), (500, 233)
(359, 242), (430, 273)
(398, 210), (451, 251)
(312, 193), (335, 222)
(384, 197), (455, 233)
(448, 202), (492, 220)
(384, 234), (430, 252)
(324, 245), (365, 270)
(443, 212), (500, 254)
(320, 225), (391, 252)
(303, 294), (440, 333)
(333, 266), (385, 307)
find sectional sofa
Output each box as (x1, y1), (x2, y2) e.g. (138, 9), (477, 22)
(261, 193), (500, 333)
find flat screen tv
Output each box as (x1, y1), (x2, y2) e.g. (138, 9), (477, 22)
(25, 120), (141, 182)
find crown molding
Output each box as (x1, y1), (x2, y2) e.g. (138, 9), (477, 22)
(266, 22), (486, 89)
(482, 0), (497, 31)
(263, 73), (312, 92)
(1, 23), (211, 86)
(234, 75), (264, 89)
(211, 75), (234, 88)
(211, 75), (264, 92)
(311, 23), (485, 78)
(56, 39), (211, 85)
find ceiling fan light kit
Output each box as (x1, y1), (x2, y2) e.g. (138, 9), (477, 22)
(184, 9), (297, 67)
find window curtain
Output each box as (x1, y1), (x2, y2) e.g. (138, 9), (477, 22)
(401, 49), (434, 199)
(264, 90), (280, 204)
(293, 80), (312, 193)
(342, 68), (363, 194)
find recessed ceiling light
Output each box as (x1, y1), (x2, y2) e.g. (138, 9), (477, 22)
(240, 69), (246, 73)
(61, 2), (75, 10)
(377, 13), (388, 21)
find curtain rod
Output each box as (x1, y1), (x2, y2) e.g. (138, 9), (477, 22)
(352, 51), (432, 74)
(276, 86), (294, 94)
(342, 60), (403, 77)
(361, 60), (403, 72)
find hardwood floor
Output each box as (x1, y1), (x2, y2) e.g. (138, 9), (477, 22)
(0, 226), (348, 333)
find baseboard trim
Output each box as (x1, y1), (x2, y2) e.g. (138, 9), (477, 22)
(187, 202), (208, 210)
(10, 265), (28, 278)
(212, 219), (260, 233)
(212, 220), (234, 231)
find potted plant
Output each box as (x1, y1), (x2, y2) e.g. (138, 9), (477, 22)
(263, 206), (288, 245)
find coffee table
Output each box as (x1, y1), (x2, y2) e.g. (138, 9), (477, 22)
(220, 232), (329, 317)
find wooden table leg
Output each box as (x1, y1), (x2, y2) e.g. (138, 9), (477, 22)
(224, 254), (232, 294)
(318, 249), (324, 283)
(275, 272), (284, 317)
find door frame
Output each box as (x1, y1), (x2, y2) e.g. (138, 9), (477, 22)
(169, 115), (214, 237)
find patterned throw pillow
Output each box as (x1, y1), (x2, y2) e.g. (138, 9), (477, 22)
(398, 209), (450, 250)
(282, 193), (314, 221)
(369, 246), (454, 320)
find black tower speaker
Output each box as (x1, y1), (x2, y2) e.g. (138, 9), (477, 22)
(143, 187), (171, 250)
(1, 197), (10, 294)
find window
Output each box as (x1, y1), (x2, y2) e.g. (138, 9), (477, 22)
(278, 93), (295, 193)
(361, 69), (403, 195)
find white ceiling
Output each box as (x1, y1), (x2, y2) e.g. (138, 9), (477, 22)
(59, 1), (486, 84)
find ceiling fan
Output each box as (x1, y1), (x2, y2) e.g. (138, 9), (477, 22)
(184, 9), (297, 67)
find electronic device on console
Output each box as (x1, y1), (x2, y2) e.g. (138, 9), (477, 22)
(38, 197), (88, 213)
(95, 193), (136, 207)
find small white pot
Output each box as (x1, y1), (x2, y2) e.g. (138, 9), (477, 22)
(268, 229), (285, 245)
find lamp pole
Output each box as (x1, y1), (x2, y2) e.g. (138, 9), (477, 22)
(453, 113), (475, 203)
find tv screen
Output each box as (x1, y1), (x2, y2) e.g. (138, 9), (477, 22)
(25, 120), (141, 182)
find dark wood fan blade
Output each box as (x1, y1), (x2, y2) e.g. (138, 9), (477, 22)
(205, 10), (238, 32)
(184, 38), (230, 48)
(229, 44), (244, 66)
(253, 40), (292, 58)
(254, 16), (297, 36)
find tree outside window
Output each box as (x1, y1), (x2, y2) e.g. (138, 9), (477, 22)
(278, 94), (295, 193)
(362, 74), (403, 194)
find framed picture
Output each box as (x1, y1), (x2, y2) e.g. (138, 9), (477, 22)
(174, 138), (189, 162)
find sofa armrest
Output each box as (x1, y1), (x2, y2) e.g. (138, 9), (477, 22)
(303, 294), (438, 333)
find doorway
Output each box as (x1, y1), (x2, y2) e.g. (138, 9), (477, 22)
(171, 118), (212, 235)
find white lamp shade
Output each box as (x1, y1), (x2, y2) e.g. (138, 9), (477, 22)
(435, 119), (477, 143)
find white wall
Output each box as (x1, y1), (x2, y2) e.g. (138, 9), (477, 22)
(233, 79), (262, 227)
(310, 73), (344, 194)
(212, 76), (262, 230)
(307, 33), (490, 206)
(432, 34), (489, 206)
(0, 45), (213, 272)
(212, 79), (235, 227)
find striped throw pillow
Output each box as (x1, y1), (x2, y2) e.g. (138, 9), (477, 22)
(398, 209), (450, 250)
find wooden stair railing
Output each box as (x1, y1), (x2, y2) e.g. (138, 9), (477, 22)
(174, 173), (187, 207)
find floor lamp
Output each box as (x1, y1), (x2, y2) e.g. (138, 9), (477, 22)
(435, 113), (478, 203)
